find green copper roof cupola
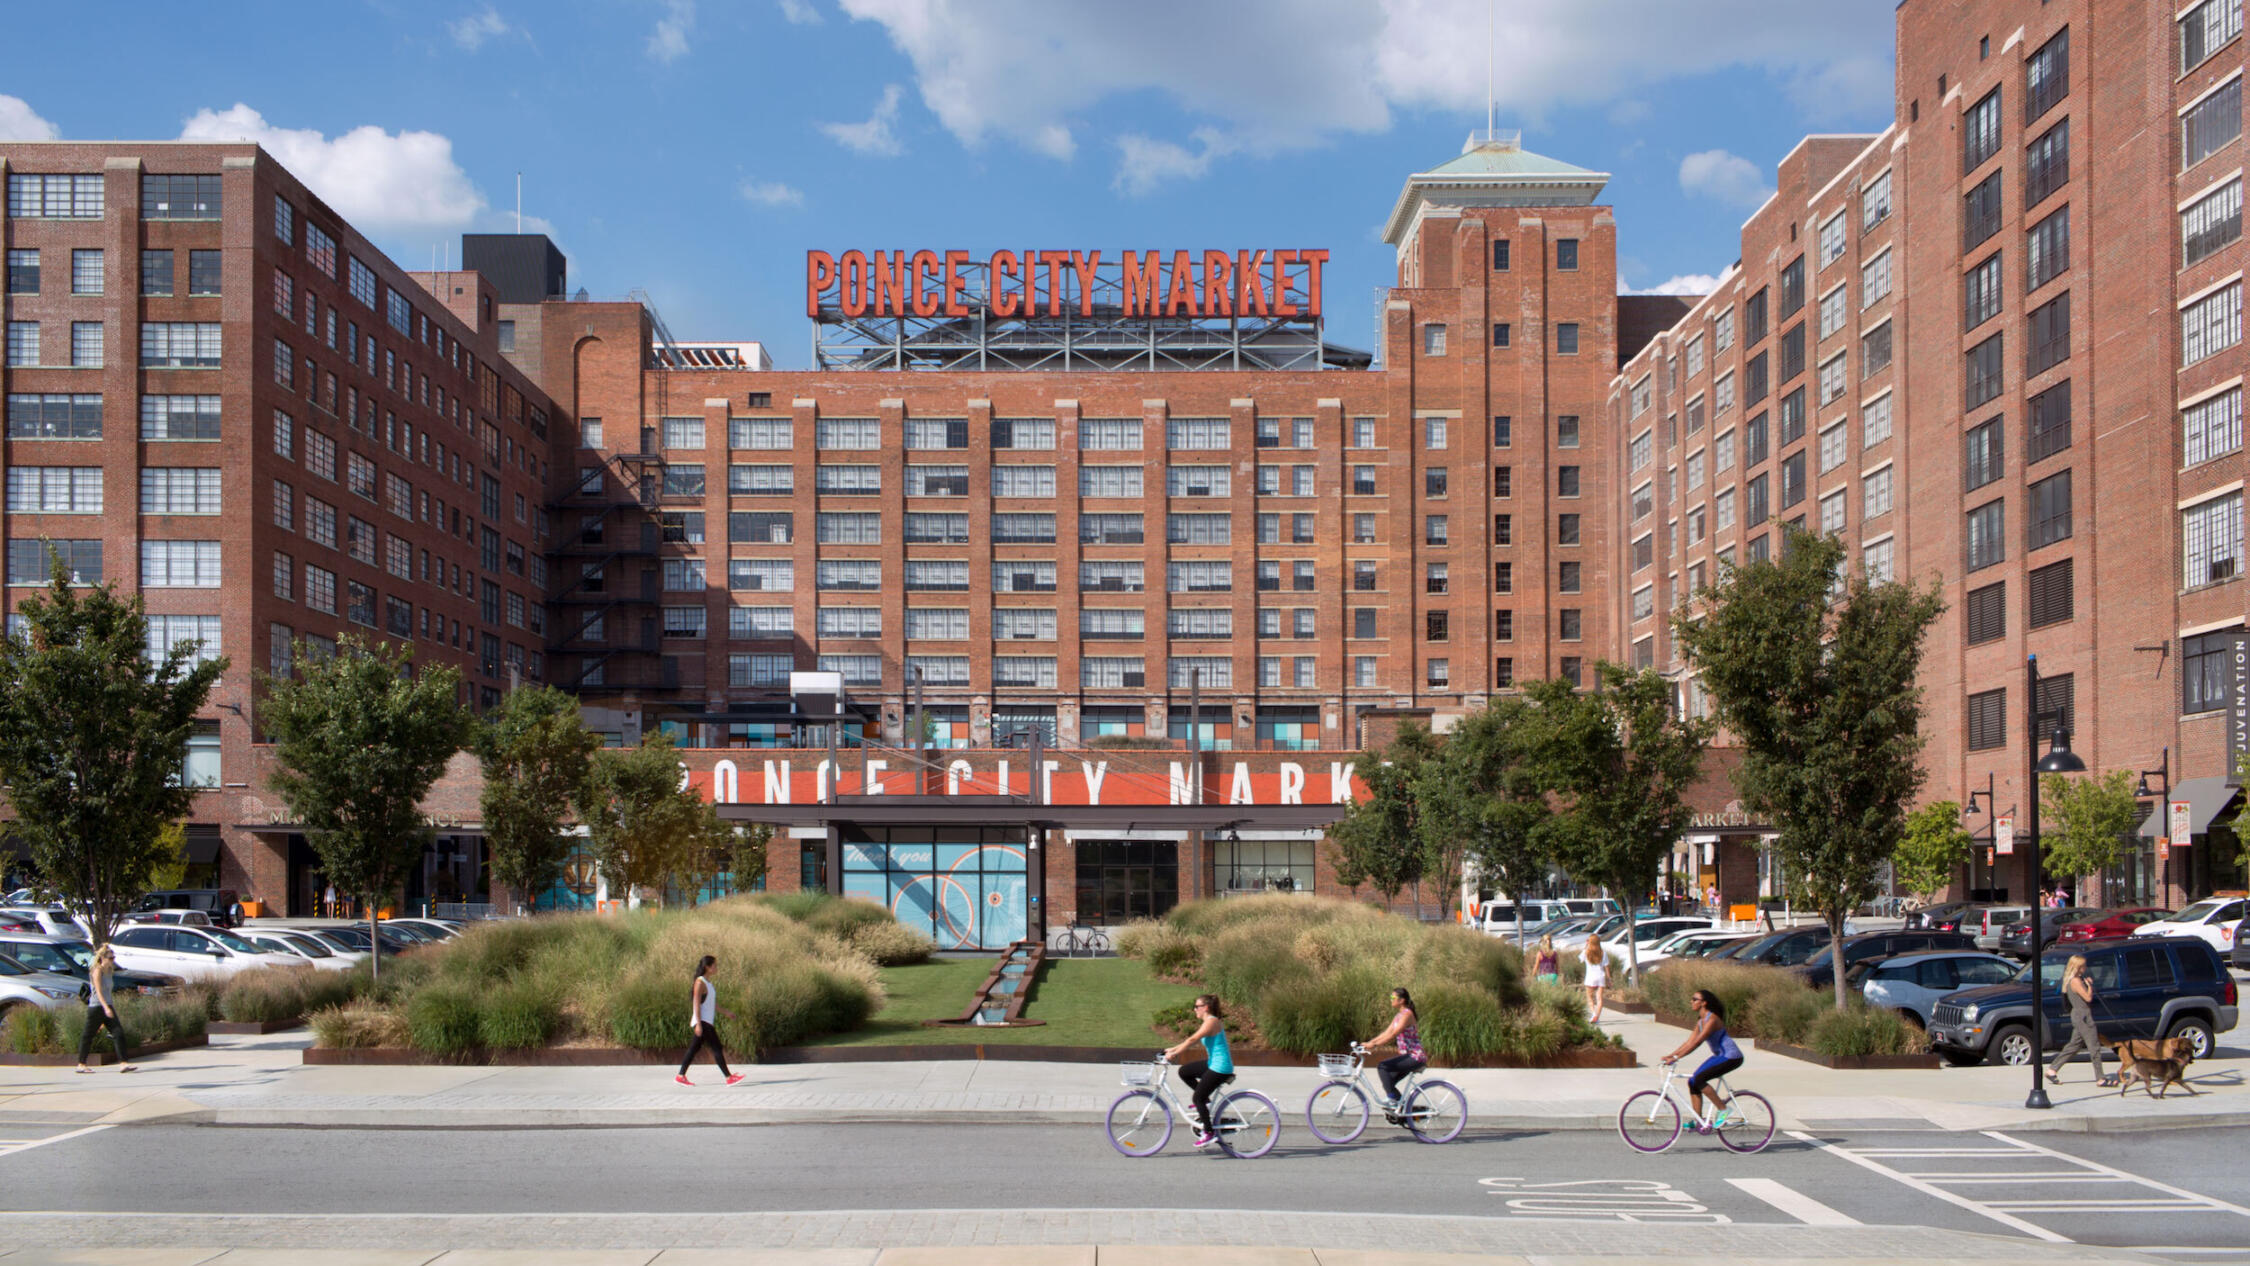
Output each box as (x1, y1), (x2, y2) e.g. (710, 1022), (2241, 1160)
(1381, 130), (1611, 258)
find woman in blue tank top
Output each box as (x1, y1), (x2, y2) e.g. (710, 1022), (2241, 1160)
(1163, 993), (1234, 1148)
(1660, 989), (1743, 1130)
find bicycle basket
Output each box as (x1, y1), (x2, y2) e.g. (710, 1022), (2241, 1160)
(1119, 1061), (1159, 1087)
(1315, 1054), (1358, 1078)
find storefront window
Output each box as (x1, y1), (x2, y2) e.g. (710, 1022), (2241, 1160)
(1081, 705), (1144, 738)
(1075, 839), (1180, 924)
(1167, 705), (1232, 750)
(1213, 838), (1316, 893)
(1255, 706), (1320, 750)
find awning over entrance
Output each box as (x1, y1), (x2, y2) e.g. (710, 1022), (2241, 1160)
(2138, 776), (2242, 839)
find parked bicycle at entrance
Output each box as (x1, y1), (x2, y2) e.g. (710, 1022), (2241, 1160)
(1105, 1054), (1280, 1157)
(1304, 1042), (1468, 1144)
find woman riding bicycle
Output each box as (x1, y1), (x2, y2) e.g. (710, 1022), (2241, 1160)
(1660, 989), (1742, 1131)
(1163, 993), (1234, 1149)
(1361, 986), (1426, 1115)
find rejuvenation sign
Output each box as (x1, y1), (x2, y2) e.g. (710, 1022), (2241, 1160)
(806, 249), (1330, 320)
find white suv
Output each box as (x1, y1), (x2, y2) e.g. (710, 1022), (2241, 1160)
(2133, 897), (2245, 957)
(108, 924), (297, 981)
(0, 906), (88, 939)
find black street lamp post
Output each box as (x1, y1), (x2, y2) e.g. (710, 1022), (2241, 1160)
(1963, 772), (1997, 900)
(2024, 653), (2086, 1111)
(2135, 750), (2171, 908)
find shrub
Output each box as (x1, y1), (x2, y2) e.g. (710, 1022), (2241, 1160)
(219, 968), (312, 1025)
(850, 921), (934, 966)
(1111, 920), (1169, 959)
(309, 1004), (408, 1049)
(3, 1005), (58, 1055)
(1807, 1004), (1929, 1058)
(1200, 924), (1313, 1006)
(1749, 986), (1825, 1046)
(1413, 981), (1511, 1063)
(1146, 937), (1203, 980)
(608, 970), (690, 1050)
(404, 984), (482, 1054)
(478, 980), (561, 1050)
(1253, 966), (1386, 1056)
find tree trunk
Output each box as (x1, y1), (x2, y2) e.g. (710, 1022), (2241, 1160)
(368, 900), (381, 984)
(1829, 909), (1849, 1011)
(1623, 904), (1640, 982)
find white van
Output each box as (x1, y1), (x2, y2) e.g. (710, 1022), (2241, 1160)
(1479, 900), (1576, 939)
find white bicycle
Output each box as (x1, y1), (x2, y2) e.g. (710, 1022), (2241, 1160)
(1617, 1060), (1774, 1153)
(1304, 1042), (1467, 1144)
(1105, 1053), (1280, 1158)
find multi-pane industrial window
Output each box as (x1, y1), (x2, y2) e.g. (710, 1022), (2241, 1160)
(730, 511), (794, 543)
(1861, 322), (1893, 378)
(1168, 657), (1231, 688)
(1779, 324), (1807, 384)
(1963, 172), (2003, 253)
(1686, 449), (1705, 492)
(1424, 514), (1448, 545)
(819, 511), (884, 543)
(271, 552), (294, 602)
(991, 417), (1055, 449)
(1557, 513), (1581, 546)
(2184, 178), (2244, 269)
(1714, 488), (1736, 531)
(1491, 322), (1511, 348)
(2183, 627), (2241, 713)
(1556, 323), (1580, 355)
(346, 256), (377, 309)
(1779, 388), (1807, 446)
(1079, 418), (1143, 449)
(1167, 513), (1230, 545)
(1967, 688), (2008, 752)
(303, 223), (336, 277)
(903, 559), (967, 590)
(896, 511), (965, 543)
(1082, 512), (1144, 544)
(67, 321), (101, 368)
(2185, 385), (2244, 466)
(138, 395), (219, 441)
(2026, 208), (2069, 292)
(1743, 412), (1768, 466)
(1628, 430), (1652, 472)
(1745, 473), (1770, 527)
(897, 654), (965, 686)
(1080, 465), (1142, 498)
(1864, 537), (1894, 585)
(730, 606), (793, 638)
(1817, 354), (1849, 406)
(1818, 421), (1848, 475)
(1861, 249), (1892, 308)
(1082, 657), (1145, 689)
(2025, 27), (2068, 123)
(1967, 499), (2006, 571)
(906, 464), (970, 496)
(1081, 608), (1145, 639)
(1353, 561), (1378, 591)
(4, 467), (102, 513)
(2030, 470), (2072, 548)
(660, 416), (705, 449)
(187, 250), (222, 296)
(140, 248), (176, 296)
(1421, 325), (1447, 356)
(817, 607), (880, 638)
(2025, 119), (2070, 208)
(1779, 256), (1805, 319)
(1818, 212), (1847, 270)
(993, 561), (1057, 592)
(818, 464), (881, 494)
(140, 323), (221, 368)
(7, 393), (101, 440)
(142, 540), (220, 588)
(1167, 465), (1229, 497)
(662, 606), (707, 639)
(345, 452), (377, 501)
(1745, 351), (1769, 405)
(1168, 561), (1231, 593)
(6, 173), (103, 218)
(1715, 306), (1736, 351)
(1713, 372), (1735, 418)
(1553, 414), (1581, 449)
(2028, 557), (2074, 629)
(992, 512), (1055, 543)
(1424, 466), (1448, 497)
(816, 418), (880, 449)
(903, 418), (968, 449)
(5, 538), (101, 586)
(1964, 88), (2003, 173)
(146, 616), (221, 672)
(1965, 418), (2005, 491)
(1966, 335), (2006, 409)
(2184, 77), (2243, 171)
(1166, 417), (1230, 449)
(1631, 534), (1654, 570)
(905, 607), (972, 640)
(993, 608), (1058, 641)
(730, 417), (793, 449)
(2182, 0), (2245, 72)
(1780, 451), (1806, 510)
(734, 654), (798, 687)
(71, 248), (103, 296)
(1171, 607), (1233, 639)
(1964, 253), (2004, 329)
(142, 174), (220, 220)
(2184, 491), (2244, 586)
(2028, 293), (2071, 376)
(304, 497), (336, 548)
(816, 559), (881, 590)
(2182, 282), (2242, 365)
(302, 564), (336, 614)
(1819, 488), (1847, 537)
(1817, 284), (1847, 341)
(729, 464), (793, 495)
(1293, 560), (1318, 591)
(385, 535), (413, 579)
(2029, 381), (2074, 462)
(4, 250), (36, 294)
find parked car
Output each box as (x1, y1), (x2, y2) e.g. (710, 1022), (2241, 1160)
(379, 918), (460, 942)
(0, 935), (179, 994)
(0, 906), (88, 939)
(1995, 908), (2098, 958)
(1729, 924), (1840, 968)
(136, 889), (240, 928)
(1791, 929), (1977, 990)
(1861, 950), (2022, 1026)
(2133, 897), (2247, 957)
(1703, 935), (1764, 960)
(2235, 926), (2250, 973)
(0, 910), (45, 933)
(2055, 908), (2172, 944)
(1635, 929), (1754, 975)
(0, 953), (89, 1015)
(1555, 914), (1630, 952)
(238, 928), (359, 971)
(1927, 936), (2239, 1065)
(1600, 917), (1726, 974)
(1973, 906), (2033, 952)
(107, 924), (297, 981)
(122, 909), (213, 927)
(1477, 900), (1577, 940)
(285, 926), (413, 957)
(1904, 901), (1979, 931)
(1918, 905), (1991, 935)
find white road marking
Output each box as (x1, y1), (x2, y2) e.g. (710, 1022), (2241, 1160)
(1784, 1130), (2068, 1242)
(1985, 1130), (2250, 1220)
(0, 1124), (112, 1158)
(1478, 1177), (1730, 1224)
(1725, 1177), (1860, 1226)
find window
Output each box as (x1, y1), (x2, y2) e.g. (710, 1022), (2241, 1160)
(1166, 465), (1229, 497)
(1964, 253), (2004, 329)
(2184, 77), (2243, 171)
(1293, 560), (1316, 591)
(1554, 414), (1581, 449)
(1167, 561), (1232, 593)
(1556, 323), (1580, 355)
(903, 417), (968, 450)
(1170, 607), (1233, 639)
(147, 615), (222, 674)
(1558, 513), (1580, 546)
(1714, 487), (1736, 531)
(7, 173), (102, 219)
(1078, 464), (1144, 499)
(1818, 211), (1848, 270)
(730, 417), (791, 449)
(6, 538), (101, 586)
(2028, 293), (2071, 375)
(1779, 389), (1806, 446)
(65, 247), (103, 297)
(3, 393), (99, 440)
(1422, 416), (1448, 449)
(141, 540), (222, 589)
(1353, 560), (1378, 591)
(1746, 351), (1769, 405)
(2183, 0), (2245, 73)
(4, 467), (103, 513)
(1491, 322), (1511, 348)
(1632, 533), (1654, 570)
(1425, 659), (1450, 688)
(1818, 284), (1848, 341)
(816, 607), (880, 639)
(2184, 491), (2244, 586)
(729, 511), (794, 543)
(1167, 513), (1230, 545)
(728, 604), (793, 638)
(1424, 515), (1449, 545)
(1780, 450), (1806, 510)
(141, 173), (220, 220)
(2028, 381), (2073, 462)
(133, 395), (218, 442)
(1080, 418), (1143, 449)
(906, 607), (973, 640)
(187, 249), (223, 296)
(1964, 88), (2003, 173)
(1964, 172), (2004, 253)
(1556, 238), (1579, 270)
(1746, 473), (1770, 527)
(1818, 421), (1848, 474)
(1818, 353), (1849, 406)
(1166, 417), (1230, 450)
(1715, 372), (1735, 417)
(994, 561), (1057, 592)
(2026, 208), (2070, 293)
(2026, 27), (2068, 123)
(815, 559), (881, 591)
(734, 654), (798, 687)
(2030, 470), (2072, 548)
(2185, 179), (2245, 275)
(140, 322), (222, 368)
(816, 417), (880, 449)
(1492, 240), (1511, 271)
(2029, 557), (2074, 628)
(1966, 499), (2006, 571)
(5, 322), (37, 367)
(992, 417), (1055, 449)
(140, 468), (221, 515)
(661, 416), (705, 449)
(1965, 418), (2005, 493)
(2025, 119), (2070, 209)
(2183, 282), (2243, 366)
(1082, 512), (1145, 544)
(1861, 249), (1892, 310)
(1081, 608), (1145, 640)
(1424, 611), (1449, 642)
(729, 464), (794, 495)
(892, 559), (962, 591)
(1628, 430), (1651, 471)
(1168, 657), (1231, 688)
(1422, 324), (1447, 356)
(2183, 626), (2241, 712)
(815, 464), (879, 495)
(992, 512), (1055, 543)
(1352, 512), (1375, 542)
(2188, 385), (2245, 469)
(1966, 334), (2006, 409)
(1492, 414), (1514, 449)
(906, 464), (971, 497)
(1780, 323), (1806, 383)
(1968, 688), (2008, 751)
(2035, 672), (2076, 740)
(1780, 256), (1806, 319)
(1819, 488), (1847, 537)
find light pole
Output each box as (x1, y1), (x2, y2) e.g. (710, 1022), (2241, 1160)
(1963, 772), (1997, 900)
(2024, 653), (2086, 1111)
(2134, 749), (2170, 908)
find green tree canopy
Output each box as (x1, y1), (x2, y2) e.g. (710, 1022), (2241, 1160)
(1432, 695), (1555, 939)
(260, 636), (471, 976)
(0, 564), (225, 943)
(1894, 800), (1972, 900)
(1673, 528), (1945, 1009)
(477, 684), (600, 913)
(582, 730), (708, 902)
(2040, 769), (2140, 881)
(1326, 721), (1439, 905)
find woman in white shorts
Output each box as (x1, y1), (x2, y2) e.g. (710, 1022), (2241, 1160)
(1582, 936), (1609, 1022)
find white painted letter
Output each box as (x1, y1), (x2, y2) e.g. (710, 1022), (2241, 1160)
(816, 760), (834, 803)
(763, 760), (791, 805)
(1041, 760), (1061, 802)
(1170, 762), (1192, 805)
(867, 760), (889, 795)
(712, 760), (739, 805)
(1229, 761), (1253, 805)
(996, 759), (1011, 797)
(1279, 762), (1305, 805)
(947, 760), (973, 795)
(1081, 760), (1109, 805)
(1330, 761), (1357, 804)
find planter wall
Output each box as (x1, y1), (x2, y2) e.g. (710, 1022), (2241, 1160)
(0, 1034), (210, 1066)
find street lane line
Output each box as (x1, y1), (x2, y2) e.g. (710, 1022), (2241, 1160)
(1984, 1131), (2250, 1220)
(0, 1124), (111, 1158)
(1725, 1177), (1859, 1226)
(1783, 1130), (2069, 1242)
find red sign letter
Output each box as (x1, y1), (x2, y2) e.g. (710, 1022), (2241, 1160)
(1120, 251), (1159, 317)
(942, 250), (972, 317)
(1300, 249), (1328, 318)
(805, 251), (835, 317)
(909, 251), (941, 317)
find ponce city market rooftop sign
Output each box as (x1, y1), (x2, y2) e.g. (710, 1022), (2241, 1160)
(806, 249), (1330, 321)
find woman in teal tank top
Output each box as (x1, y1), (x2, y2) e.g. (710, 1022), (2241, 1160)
(1163, 993), (1234, 1148)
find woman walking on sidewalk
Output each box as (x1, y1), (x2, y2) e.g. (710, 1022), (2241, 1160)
(675, 955), (744, 1087)
(1533, 935), (1560, 985)
(74, 945), (134, 1074)
(2046, 954), (2112, 1087)
(1582, 936), (1610, 1022)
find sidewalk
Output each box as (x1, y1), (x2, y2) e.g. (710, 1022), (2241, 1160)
(3, 1014), (2243, 1134)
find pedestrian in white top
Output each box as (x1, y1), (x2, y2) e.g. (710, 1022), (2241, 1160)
(1583, 936), (1609, 1023)
(675, 955), (744, 1086)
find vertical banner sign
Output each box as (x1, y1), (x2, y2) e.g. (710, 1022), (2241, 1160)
(2167, 798), (2192, 861)
(1995, 814), (2015, 857)
(2230, 633), (2250, 784)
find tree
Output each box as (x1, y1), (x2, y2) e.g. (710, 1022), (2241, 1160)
(1514, 667), (1711, 978)
(261, 636), (471, 980)
(581, 731), (707, 904)
(146, 821), (191, 894)
(1673, 527), (1945, 1011)
(0, 564), (225, 944)
(1895, 801), (1972, 901)
(1438, 696), (1554, 942)
(478, 685), (600, 915)
(2040, 769), (2139, 887)
(1326, 721), (1439, 906)
(726, 822), (775, 895)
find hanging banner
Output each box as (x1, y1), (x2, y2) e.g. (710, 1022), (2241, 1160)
(2167, 799), (2192, 860)
(2230, 633), (2250, 784)
(1995, 814), (2015, 857)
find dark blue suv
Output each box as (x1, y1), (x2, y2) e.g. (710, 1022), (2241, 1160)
(1926, 936), (2238, 1066)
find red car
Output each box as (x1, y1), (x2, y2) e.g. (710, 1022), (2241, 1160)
(2052, 907), (2172, 943)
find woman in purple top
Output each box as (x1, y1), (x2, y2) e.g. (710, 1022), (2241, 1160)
(1363, 987), (1426, 1112)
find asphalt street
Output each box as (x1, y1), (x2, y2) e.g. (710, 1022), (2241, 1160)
(2, 1121), (2247, 1262)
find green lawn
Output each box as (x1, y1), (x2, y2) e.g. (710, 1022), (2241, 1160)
(803, 956), (1198, 1048)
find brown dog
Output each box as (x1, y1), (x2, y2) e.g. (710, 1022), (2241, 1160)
(2108, 1037), (2197, 1098)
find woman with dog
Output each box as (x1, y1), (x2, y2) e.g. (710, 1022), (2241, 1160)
(2045, 954), (2113, 1087)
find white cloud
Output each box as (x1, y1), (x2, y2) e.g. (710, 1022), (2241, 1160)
(739, 179), (805, 207)
(821, 84), (905, 157)
(1678, 149), (1774, 209)
(833, 0), (1895, 188)
(648, 0), (694, 62)
(178, 105), (487, 236)
(1114, 130), (1234, 197)
(1624, 273), (1723, 297)
(778, 0), (821, 23)
(448, 7), (511, 51)
(0, 94), (59, 142)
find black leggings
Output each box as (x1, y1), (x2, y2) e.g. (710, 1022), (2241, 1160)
(1378, 1054), (1426, 1101)
(678, 1022), (732, 1076)
(1178, 1059), (1233, 1133)
(1688, 1053), (1742, 1097)
(77, 1007), (126, 1064)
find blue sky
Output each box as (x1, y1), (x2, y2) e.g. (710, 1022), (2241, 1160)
(0, 1), (1897, 367)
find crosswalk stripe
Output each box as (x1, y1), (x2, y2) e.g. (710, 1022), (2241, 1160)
(1784, 1130), (2070, 1243)
(1725, 1177), (1861, 1226)
(1983, 1132), (2250, 1221)
(0, 1124), (111, 1158)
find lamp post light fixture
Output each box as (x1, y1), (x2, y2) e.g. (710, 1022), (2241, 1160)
(2023, 653), (2087, 1111)
(2134, 749), (2171, 907)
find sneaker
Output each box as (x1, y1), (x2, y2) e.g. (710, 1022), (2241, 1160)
(674, 1074), (693, 1086)
(724, 1073), (745, 1086)
(1192, 1131), (1215, 1149)
(1711, 1109), (1731, 1128)
(116, 1064), (136, 1074)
